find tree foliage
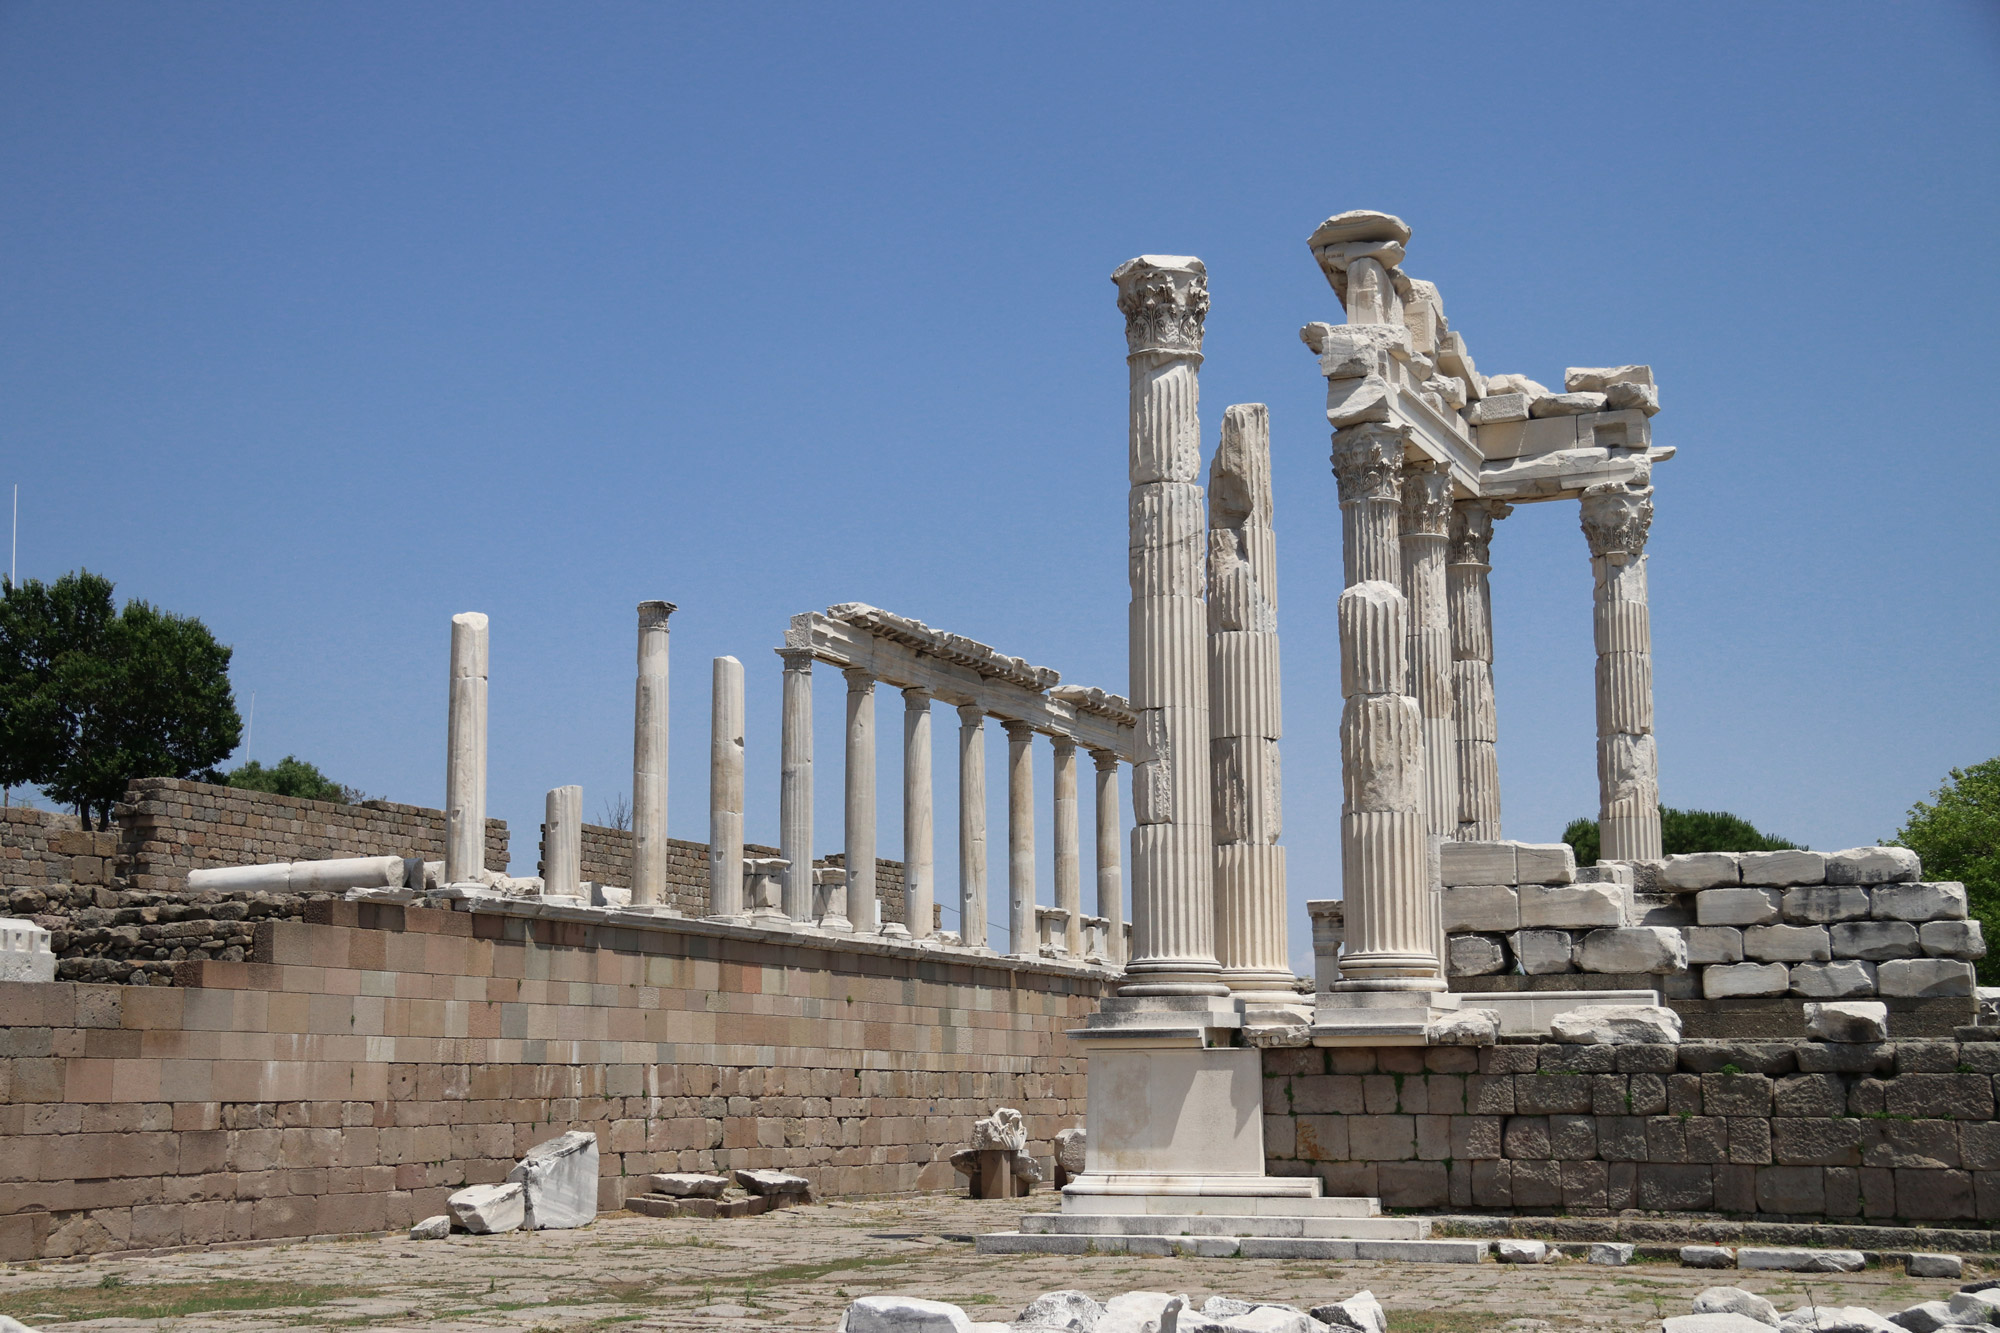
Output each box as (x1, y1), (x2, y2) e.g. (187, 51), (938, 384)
(0, 571), (242, 827)
(1889, 757), (1999, 985)
(1564, 805), (1800, 867)
(226, 755), (357, 804)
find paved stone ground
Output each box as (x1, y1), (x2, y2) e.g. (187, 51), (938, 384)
(0, 1197), (1981, 1333)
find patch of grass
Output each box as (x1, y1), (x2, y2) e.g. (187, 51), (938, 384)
(9, 1279), (359, 1323)
(738, 1250), (938, 1285)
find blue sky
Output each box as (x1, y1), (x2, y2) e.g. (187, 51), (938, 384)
(4, 3), (1996, 969)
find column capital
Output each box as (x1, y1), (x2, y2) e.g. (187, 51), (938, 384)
(1399, 457), (1453, 537)
(901, 685), (932, 707)
(1089, 748), (1121, 772)
(1051, 734), (1078, 756)
(956, 703), (985, 728)
(1330, 422), (1408, 507)
(1580, 482), (1655, 559)
(776, 646), (814, 671)
(1449, 498), (1513, 565)
(1001, 719), (1037, 742)
(1111, 255), (1208, 359)
(638, 599), (677, 628)
(842, 666), (875, 692)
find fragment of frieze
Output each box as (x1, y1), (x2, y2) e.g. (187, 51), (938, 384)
(1606, 381), (1661, 415)
(1424, 375), (1467, 410)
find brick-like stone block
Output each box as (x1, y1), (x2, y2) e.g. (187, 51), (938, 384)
(1516, 1073), (1593, 1115)
(1348, 1115), (1414, 1161)
(1442, 886), (1519, 933)
(1503, 1116), (1551, 1160)
(1550, 1114), (1597, 1160)
(1701, 1073), (1772, 1117)
(1756, 1164), (1825, 1214)
(1743, 924), (1831, 963)
(1878, 958), (1976, 998)
(1637, 1162), (1713, 1210)
(1665, 853), (1739, 891)
(1451, 1116), (1503, 1160)
(1773, 1117), (1864, 1167)
(1561, 1158), (1607, 1210)
(1466, 1075), (1515, 1116)
(1377, 1160), (1448, 1209)
(1471, 1158), (1511, 1207)
(1773, 1073), (1847, 1118)
(1885, 1073), (1994, 1120)
(1781, 886), (1869, 924)
(1696, 887), (1779, 926)
(1826, 846), (1920, 886)
(1894, 1167), (1975, 1219)
(1511, 1157), (1562, 1207)
(1739, 850), (1827, 887)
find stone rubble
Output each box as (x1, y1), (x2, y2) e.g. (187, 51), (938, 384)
(445, 1180), (525, 1234)
(851, 1290), (1395, 1333)
(506, 1129), (599, 1230)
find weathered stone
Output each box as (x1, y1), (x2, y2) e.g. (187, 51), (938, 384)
(1804, 1002), (1888, 1044)
(447, 1181), (525, 1234)
(650, 1172), (729, 1198)
(1667, 1317), (1777, 1333)
(1831, 921), (1918, 961)
(1441, 842), (1517, 887)
(1669, 854), (1742, 891)
(1776, 1306), (1899, 1333)
(1949, 1293), (2000, 1326)
(1577, 927), (1686, 975)
(1782, 887), (1869, 924)
(1054, 1128), (1086, 1177)
(972, 1108), (1027, 1152)
(1745, 925), (1831, 963)
(1888, 1299), (1959, 1333)
(1789, 962), (1877, 998)
(1877, 959), (1976, 997)
(1521, 884), (1626, 930)
(1443, 885), (1519, 932)
(1311, 1291), (1386, 1333)
(1704, 963), (1789, 998)
(1688, 927), (1745, 966)
(1550, 1004), (1683, 1046)
(1698, 888), (1781, 927)
(1326, 375), (1395, 428)
(1530, 392), (1608, 417)
(1099, 1292), (1187, 1333)
(1497, 1239), (1550, 1263)
(1826, 846), (1921, 886)
(1224, 1307), (1315, 1333)
(1566, 365), (1655, 393)
(1589, 1242), (1635, 1265)
(1920, 920), (1985, 959)
(1739, 1247), (1864, 1272)
(1448, 935), (1508, 976)
(1511, 930), (1575, 974)
(1604, 381), (1660, 415)
(1467, 393), (1530, 426)
(1871, 882), (1967, 922)
(1515, 843), (1578, 884)
(1681, 1245), (1736, 1269)
(1905, 1253), (1962, 1278)
(507, 1130), (597, 1230)
(409, 1215), (450, 1240)
(1427, 1008), (1501, 1046)
(1315, 324), (1413, 380)
(734, 1168), (812, 1196)
(1016, 1290), (1105, 1333)
(842, 1296), (977, 1333)
(1738, 850), (1827, 887)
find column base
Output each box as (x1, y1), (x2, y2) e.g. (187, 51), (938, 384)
(747, 907), (793, 927)
(1310, 990), (1461, 1046)
(816, 915), (853, 934)
(879, 922), (912, 939)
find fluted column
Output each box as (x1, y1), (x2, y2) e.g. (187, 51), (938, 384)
(445, 612), (489, 885)
(777, 648), (814, 921)
(841, 667), (875, 933)
(899, 687), (932, 939)
(1582, 474), (1662, 862)
(1448, 501), (1510, 840)
(1331, 423), (1406, 587)
(1004, 720), (1037, 958)
(1112, 254), (1226, 998)
(1052, 736), (1081, 957)
(708, 655), (746, 920)
(543, 785), (581, 898)
(631, 601), (674, 906)
(1334, 581), (1442, 991)
(1400, 460), (1454, 979)
(957, 705), (988, 949)
(1208, 403), (1296, 1004)
(1091, 750), (1124, 967)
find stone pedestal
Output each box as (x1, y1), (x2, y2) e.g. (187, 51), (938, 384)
(445, 612), (489, 886)
(632, 601), (674, 907)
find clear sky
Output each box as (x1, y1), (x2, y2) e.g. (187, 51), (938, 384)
(4, 3), (1996, 971)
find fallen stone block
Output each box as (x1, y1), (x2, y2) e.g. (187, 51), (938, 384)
(1905, 1253), (1962, 1278)
(1681, 1245), (1736, 1269)
(409, 1215), (449, 1240)
(1497, 1239), (1550, 1263)
(1605, 381), (1660, 414)
(1225, 1307), (1315, 1333)
(1311, 1291), (1386, 1333)
(1698, 888), (1781, 926)
(1831, 921), (1918, 961)
(734, 1168), (812, 1197)
(1919, 920), (1985, 958)
(1667, 1316), (1779, 1333)
(1550, 1003), (1683, 1044)
(1589, 1242), (1635, 1266)
(1745, 924), (1832, 963)
(1668, 853), (1741, 891)
(1015, 1290), (1104, 1333)
(1789, 961), (1877, 998)
(1804, 1001), (1888, 1043)
(1522, 884), (1626, 930)
(1695, 1288), (1779, 1325)
(1468, 393), (1530, 425)
(1950, 1292), (2000, 1326)
(1425, 1007), (1501, 1046)
(447, 1181), (525, 1234)
(1704, 962), (1789, 999)
(1778, 1305), (1900, 1333)
(1871, 882), (1968, 922)
(1827, 846), (1921, 886)
(1889, 1299), (1960, 1333)
(1566, 364), (1655, 392)
(1739, 1247), (1865, 1272)
(1782, 887), (1869, 924)
(1740, 850), (1828, 887)
(1099, 1291), (1186, 1333)
(842, 1296), (976, 1333)
(508, 1130), (598, 1230)
(1054, 1128), (1086, 1185)
(1577, 927), (1686, 975)
(649, 1172), (729, 1198)
(1327, 375), (1394, 428)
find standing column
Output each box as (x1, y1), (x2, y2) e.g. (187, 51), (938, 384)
(957, 705), (989, 949)
(1091, 750), (1124, 967)
(842, 667), (876, 933)
(1207, 403), (1297, 1005)
(708, 656), (746, 920)
(1401, 459), (1455, 977)
(1448, 500), (1510, 841)
(1581, 474), (1663, 861)
(1331, 423), (1407, 587)
(899, 687), (933, 939)
(445, 611), (489, 885)
(1052, 736), (1081, 957)
(777, 648), (815, 921)
(631, 601), (675, 907)
(1333, 582), (1442, 991)
(1003, 721), (1037, 958)
(543, 785), (582, 898)
(1112, 254), (1226, 998)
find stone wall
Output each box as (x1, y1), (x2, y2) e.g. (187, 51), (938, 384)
(115, 778), (508, 891)
(1, 807), (81, 888)
(0, 897), (1102, 1260)
(1262, 1038), (2000, 1224)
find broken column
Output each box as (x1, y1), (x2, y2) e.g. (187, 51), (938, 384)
(1581, 469), (1663, 862)
(842, 667), (876, 933)
(1091, 749), (1123, 967)
(1333, 581), (1442, 991)
(445, 611), (489, 886)
(709, 656), (746, 920)
(632, 601), (674, 908)
(1448, 501), (1509, 841)
(778, 647), (814, 921)
(544, 785), (582, 899)
(1052, 736), (1081, 958)
(1207, 403), (1297, 1007)
(1112, 254), (1226, 998)
(899, 687), (931, 939)
(1004, 720), (1036, 958)
(958, 705), (988, 949)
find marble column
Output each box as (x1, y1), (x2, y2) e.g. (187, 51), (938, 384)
(1333, 581), (1442, 991)
(957, 705), (988, 949)
(445, 611), (489, 885)
(544, 785), (582, 898)
(1004, 720), (1037, 958)
(1052, 736), (1081, 957)
(708, 656), (746, 920)
(631, 601), (675, 907)
(777, 648), (814, 921)
(899, 687), (932, 939)
(1400, 460), (1455, 978)
(841, 667), (875, 934)
(1331, 423), (1407, 587)
(1112, 254), (1226, 998)
(1091, 750), (1124, 967)
(1207, 403), (1296, 1005)
(1448, 500), (1510, 841)
(1581, 474), (1663, 862)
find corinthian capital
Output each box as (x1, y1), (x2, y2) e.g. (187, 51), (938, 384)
(1112, 255), (1209, 357)
(1330, 423), (1408, 507)
(1399, 458), (1453, 537)
(1580, 483), (1655, 559)
(1449, 498), (1513, 565)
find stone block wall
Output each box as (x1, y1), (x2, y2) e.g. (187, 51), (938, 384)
(1262, 1038), (2000, 1224)
(1, 807), (83, 888)
(0, 898), (1101, 1260)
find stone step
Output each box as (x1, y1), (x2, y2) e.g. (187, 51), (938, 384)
(974, 1232), (1488, 1263)
(1061, 1193), (1380, 1218)
(1021, 1213), (1429, 1240)
(624, 1193), (770, 1219)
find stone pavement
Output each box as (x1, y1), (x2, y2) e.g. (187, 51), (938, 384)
(0, 1196), (1979, 1333)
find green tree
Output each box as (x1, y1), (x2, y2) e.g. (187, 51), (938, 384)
(1889, 758), (1999, 985)
(1563, 805), (1800, 867)
(0, 571), (242, 828)
(227, 755), (354, 804)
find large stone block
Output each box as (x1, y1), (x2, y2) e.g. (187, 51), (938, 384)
(1737, 850), (1827, 887)
(1788, 961), (1877, 998)
(1871, 882), (1968, 922)
(507, 1130), (597, 1230)
(1550, 1004), (1683, 1044)
(1665, 854), (1740, 891)
(1877, 959), (1976, 997)
(1703, 962), (1789, 999)
(1830, 921), (1918, 961)
(1514, 843), (1577, 885)
(1577, 928), (1686, 975)
(1441, 842), (1516, 887)
(1919, 920), (1985, 958)
(446, 1181), (525, 1234)
(1781, 887), (1869, 924)
(1826, 846), (1920, 886)
(1743, 925), (1831, 963)
(843, 1296), (977, 1333)
(1442, 885), (1519, 933)
(1447, 935), (1508, 977)
(1686, 926), (1744, 966)
(1521, 884), (1627, 930)
(1510, 930), (1575, 974)
(1697, 888), (1781, 927)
